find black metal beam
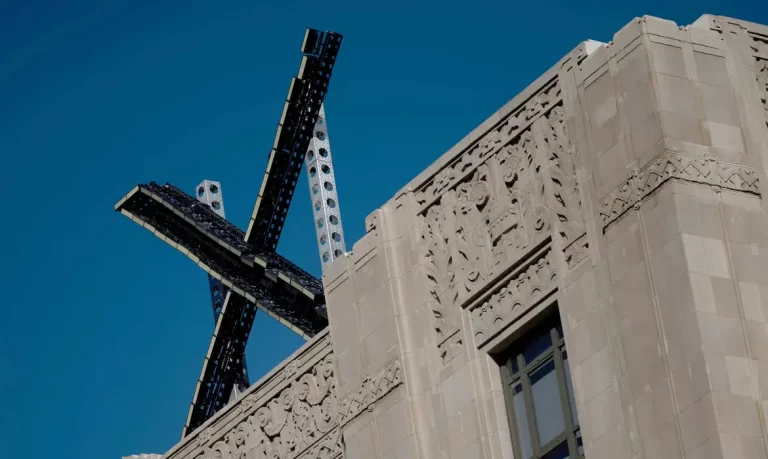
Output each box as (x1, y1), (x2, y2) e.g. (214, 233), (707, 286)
(205, 275), (249, 391)
(183, 291), (254, 436)
(114, 183), (327, 337)
(244, 29), (343, 250)
(114, 27), (342, 437)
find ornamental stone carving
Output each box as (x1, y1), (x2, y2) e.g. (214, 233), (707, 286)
(600, 150), (761, 230)
(198, 427), (214, 448)
(470, 248), (557, 349)
(337, 359), (403, 427)
(190, 354), (341, 459)
(750, 34), (768, 55)
(489, 128), (550, 275)
(757, 58), (767, 126)
(543, 104), (588, 268)
(415, 81), (562, 211)
(419, 80), (564, 363)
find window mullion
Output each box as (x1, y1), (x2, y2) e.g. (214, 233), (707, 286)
(519, 353), (541, 458)
(502, 361), (525, 459)
(538, 431), (570, 456)
(523, 347), (555, 374)
(552, 328), (579, 457)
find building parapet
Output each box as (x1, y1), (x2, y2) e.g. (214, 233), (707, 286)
(163, 329), (339, 459)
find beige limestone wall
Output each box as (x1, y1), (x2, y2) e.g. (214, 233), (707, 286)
(322, 13), (768, 459)
(567, 15), (768, 459)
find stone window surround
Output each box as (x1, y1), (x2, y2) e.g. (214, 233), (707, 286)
(480, 291), (566, 459)
(497, 308), (583, 459)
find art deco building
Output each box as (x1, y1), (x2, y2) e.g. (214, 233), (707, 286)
(155, 13), (768, 459)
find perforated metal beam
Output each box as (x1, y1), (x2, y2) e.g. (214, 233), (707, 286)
(305, 104), (347, 270)
(244, 29), (343, 250)
(194, 180), (250, 392)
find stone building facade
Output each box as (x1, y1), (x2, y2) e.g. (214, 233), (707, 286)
(158, 13), (768, 459)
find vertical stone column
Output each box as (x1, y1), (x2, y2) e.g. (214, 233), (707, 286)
(554, 18), (653, 459)
(322, 206), (417, 459)
(561, 15), (768, 459)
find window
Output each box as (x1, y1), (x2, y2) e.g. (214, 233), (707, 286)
(502, 312), (583, 459)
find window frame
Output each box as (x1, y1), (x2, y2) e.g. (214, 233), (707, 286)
(499, 313), (583, 459)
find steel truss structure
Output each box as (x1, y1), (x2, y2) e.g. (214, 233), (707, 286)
(114, 28), (342, 437)
(244, 29), (342, 251)
(195, 180), (250, 394)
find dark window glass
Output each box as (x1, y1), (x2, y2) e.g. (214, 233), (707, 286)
(523, 331), (551, 364)
(542, 441), (570, 459)
(502, 312), (583, 458)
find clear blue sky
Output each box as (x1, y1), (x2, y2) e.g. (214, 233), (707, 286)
(1, 1), (765, 458)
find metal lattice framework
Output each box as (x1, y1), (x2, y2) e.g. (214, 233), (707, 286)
(305, 104), (347, 268)
(245, 29), (343, 251)
(194, 180), (249, 393)
(114, 28), (342, 437)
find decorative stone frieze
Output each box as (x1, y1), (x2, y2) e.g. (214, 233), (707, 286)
(747, 29), (768, 129)
(470, 247), (558, 349)
(415, 80), (562, 211)
(749, 32), (768, 55)
(192, 354), (338, 459)
(542, 103), (587, 268)
(416, 75), (588, 361)
(337, 359), (403, 427)
(702, 16), (768, 131)
(164, 333), (341, 459)
(418, 82), (566, 363)
(599, 150), (760, 231)
(758, 58), (768, 125)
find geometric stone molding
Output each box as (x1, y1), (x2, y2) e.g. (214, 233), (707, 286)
(469, 246), (558, 350)
(599, 149), (760, 231)
(337, 359), (403, 427)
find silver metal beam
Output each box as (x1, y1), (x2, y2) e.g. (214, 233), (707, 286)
(305, 104), (346, 270)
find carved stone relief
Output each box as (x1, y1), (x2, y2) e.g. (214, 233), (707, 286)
(757, 58), (767, 127)
(471, 248), (557, 349)
(600, 150), (761, 230)
(191, 354), (342, 459)
(739, 26), (768, 130)
(542, 103), (588, 268)
(337, 359), (403, 427)
(749, 33), (768, 55)
(489, 128), (551, 275)
(418, 81), (565, 363)
(415, 81), (563, 211)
